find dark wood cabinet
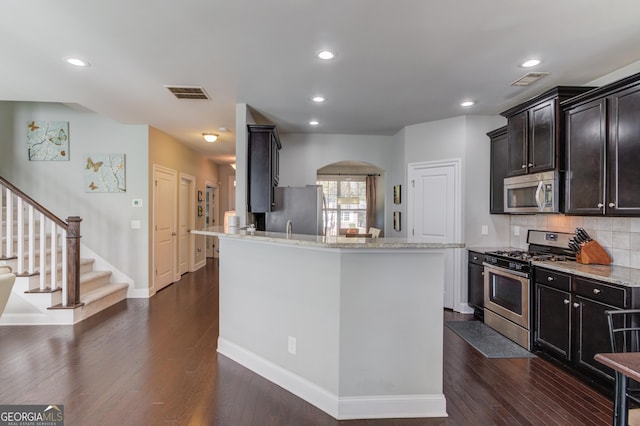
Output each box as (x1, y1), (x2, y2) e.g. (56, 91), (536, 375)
(535, 268), (572, 361)
(502, 87), (593, 177)
(488, 126), (508, 214)
(563, 72), (640, 215)
(247, 124), (281, 213)
(467, 251), (485, 319)
(534, 267), (640, 384)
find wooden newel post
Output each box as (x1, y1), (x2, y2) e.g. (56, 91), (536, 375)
(66, 216), (82, 307)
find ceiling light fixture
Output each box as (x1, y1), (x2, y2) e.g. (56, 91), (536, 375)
(317, 50), (335, 60)
(202, 133), (218, 142)
(312, 96), (325, 103)
(460, 100), (476, 107)
(309, 120), (319, 126)
(66, 58), (90, 67)
(521, 59), (541, 68)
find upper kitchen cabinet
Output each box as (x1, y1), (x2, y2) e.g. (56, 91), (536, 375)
(501, 87), (594, 177)
(488, 126), (508, 214)
(247, 124), (281, 213)
(563, 72), (640, 215)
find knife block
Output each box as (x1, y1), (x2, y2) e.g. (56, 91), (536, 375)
(576, 240), (612, 265)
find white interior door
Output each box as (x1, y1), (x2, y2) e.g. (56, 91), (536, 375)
(153, 166), (177, 292)
(178, 176), (191, 276)
(408, 160), (461, 310)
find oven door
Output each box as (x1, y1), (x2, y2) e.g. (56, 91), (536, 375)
(483, 263), (530, 329)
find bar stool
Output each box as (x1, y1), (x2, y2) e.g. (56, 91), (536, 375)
(606, 309), (640, 425)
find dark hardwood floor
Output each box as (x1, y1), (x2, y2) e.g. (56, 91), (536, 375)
(0, 259), (613, 425)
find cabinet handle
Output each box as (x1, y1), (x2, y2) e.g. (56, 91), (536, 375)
(597, 203), (604, 208)
(593, 288), (601, 294)
(563, 299), (570, 305)
(547, 276), (555, 281)
(521, 164), (527, 169)
(573, 303), (580, 308)
(609, 202), (616, 208)
(473, 256), (479, 261)
(528, 163), (533, 167)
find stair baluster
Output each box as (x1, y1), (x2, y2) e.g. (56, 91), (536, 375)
(0, 176), (81, 308)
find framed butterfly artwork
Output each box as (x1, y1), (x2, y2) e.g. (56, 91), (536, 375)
(83, 153), (126, 193)
(27, 121), (70, 161)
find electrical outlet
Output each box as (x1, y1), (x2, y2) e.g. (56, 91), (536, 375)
(481, 225), (488, 235)
(288, 336), (297, 355)
(514, 226), (520, 236)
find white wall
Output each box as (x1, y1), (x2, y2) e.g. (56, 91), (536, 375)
(402, 115), (509, 247)
(0, 101), (149, 289)
(279, 133), (396, 234)
(234, 104), (255, 226)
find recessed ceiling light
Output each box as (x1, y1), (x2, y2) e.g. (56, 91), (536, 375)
(309, 120), (319, 126)
(521, 59), (541, 68)
(66, 58), (90, 67)
(317, 50), (335, 60)
(460, 100), (476, 107)
(312, 96), (325, 103)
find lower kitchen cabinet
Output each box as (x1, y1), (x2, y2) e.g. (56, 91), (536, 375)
(574, 295), (617, 379)
(467, 251), (485, 319)
(535, 283), (571, 360)
(534, 267), (637, 383)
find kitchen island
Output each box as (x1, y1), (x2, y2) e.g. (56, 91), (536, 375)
(192, 227), (463, 420)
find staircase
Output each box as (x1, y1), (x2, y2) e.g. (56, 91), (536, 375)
(0, 177), (128, 325)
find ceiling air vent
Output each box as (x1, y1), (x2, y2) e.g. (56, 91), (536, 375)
(165, 86), (210, 100)
(510, 72), (550, 87)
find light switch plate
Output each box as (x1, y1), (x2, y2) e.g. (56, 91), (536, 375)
(514, 225), (520, 236)
(131, 220), (141, 229)
(481, 225), (488, 235)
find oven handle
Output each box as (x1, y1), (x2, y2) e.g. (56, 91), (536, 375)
(482, 262), (529, 279)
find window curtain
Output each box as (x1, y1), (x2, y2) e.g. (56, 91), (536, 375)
(366, 175), (376, 230)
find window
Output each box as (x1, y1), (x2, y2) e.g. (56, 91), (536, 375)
(317, 176), (367, 236)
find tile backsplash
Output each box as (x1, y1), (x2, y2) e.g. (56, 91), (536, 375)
(510, 214), (640, 269)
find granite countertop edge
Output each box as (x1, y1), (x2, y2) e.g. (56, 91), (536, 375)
(467, 246), (640, 288)
(193, 227), (465, 250)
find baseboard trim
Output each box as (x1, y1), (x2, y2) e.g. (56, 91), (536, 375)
(217, 338), (447, 420)
(126, 288), (152, 298)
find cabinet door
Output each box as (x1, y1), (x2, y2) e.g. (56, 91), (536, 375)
(506, 111), (528, 176)
(528, 100), (556, 173)
(564, 99), (607, 215)
(535, 284), (571, 360)
(248, 131), (273, 212)
(608, 84), (640, 215)
(574, 296), (617, 380)
(489, 127), (508, 213)
(467, 262), (484, 311)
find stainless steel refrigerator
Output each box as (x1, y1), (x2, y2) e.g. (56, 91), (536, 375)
(265, 185), (324, 235)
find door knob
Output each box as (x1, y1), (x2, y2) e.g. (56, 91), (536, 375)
(563, 299), (570, 305)
(597, 203), (604, 208)
(593, 288), (601, 294)
(573, 303), (580, 308)
(609, 202), (616, 208)
(172, 232), (177, 236)
(528, 163), (533, 167)
(547, 276), (555, 281)
(521, 164), (527, 169)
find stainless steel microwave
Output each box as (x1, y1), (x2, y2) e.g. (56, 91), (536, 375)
(504, 171), (559, 213)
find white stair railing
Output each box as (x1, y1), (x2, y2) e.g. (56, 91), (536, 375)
(0, 177), (79, 307)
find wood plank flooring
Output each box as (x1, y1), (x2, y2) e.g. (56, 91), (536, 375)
(0, 259), (613, 425)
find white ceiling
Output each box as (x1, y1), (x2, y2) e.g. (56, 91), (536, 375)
(2, 0), (640, 164)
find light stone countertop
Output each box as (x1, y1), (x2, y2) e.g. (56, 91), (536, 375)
(468, 246), (640, 287)
(532, 260), (640, 288)
(192, 226), (465, 250)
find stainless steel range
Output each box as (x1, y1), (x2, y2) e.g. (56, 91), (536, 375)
(483, 230), (575, 350)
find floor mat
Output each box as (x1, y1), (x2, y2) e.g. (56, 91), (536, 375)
(445, 320), (536, 359)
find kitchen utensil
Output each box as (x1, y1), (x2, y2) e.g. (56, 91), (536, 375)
(576, 228), (592, 242)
